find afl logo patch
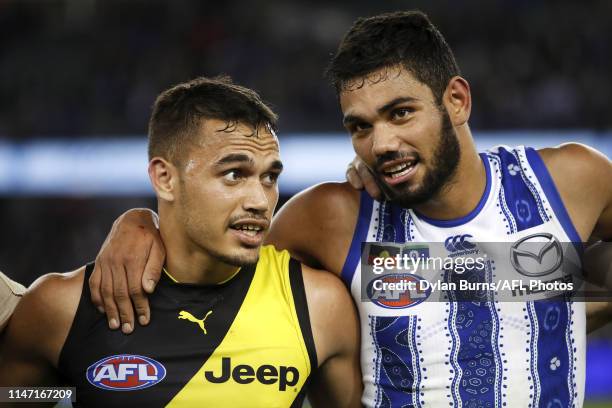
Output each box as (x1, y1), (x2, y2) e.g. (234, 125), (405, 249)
(367, 273), (431, 309)
(86, 354), (166, 391)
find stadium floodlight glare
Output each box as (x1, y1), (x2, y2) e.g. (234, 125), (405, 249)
(0, 131), (608, 196)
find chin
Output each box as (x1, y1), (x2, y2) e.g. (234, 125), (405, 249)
(383, 182), (422, 201)
(388, 182), (419, 196)
(224, 247), (261, 267)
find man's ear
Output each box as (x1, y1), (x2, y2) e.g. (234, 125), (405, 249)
(443, 76), (471, 126)
(148, 157), (178, 202)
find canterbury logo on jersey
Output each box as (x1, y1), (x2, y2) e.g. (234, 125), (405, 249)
(204, 357), (300, 391)
(178, 310), (212, 334)
(444, 234), (476, 252)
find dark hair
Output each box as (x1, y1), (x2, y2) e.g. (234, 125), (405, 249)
(326, 11), (460, 103)
(148, 75), (277, 163)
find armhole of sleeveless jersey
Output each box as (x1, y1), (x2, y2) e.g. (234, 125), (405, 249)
(340, 190), (373, 286)
(57, 262), (95, 374)
(288, 258), (318, 373)
(524, 147), (584, 252)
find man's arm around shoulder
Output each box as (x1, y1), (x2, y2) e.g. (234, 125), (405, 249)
(0, 268), (83, 389)
(301, 264), (362, 407)
(267, 182), (360, 273)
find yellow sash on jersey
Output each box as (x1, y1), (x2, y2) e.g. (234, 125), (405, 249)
(166, 245), (312, 407)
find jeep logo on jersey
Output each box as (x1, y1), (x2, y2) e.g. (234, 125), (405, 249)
(204, 357), (299, 391)
(510, 233), (563, 277)
(445, 234), (476, 253)
(86, 354), (166, 391)
(367, 273), (431, 309)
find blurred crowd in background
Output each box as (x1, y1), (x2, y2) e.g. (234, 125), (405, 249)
(1, 0), (611, 401)
(0, 0), (610, 293)
(1, 0), (611, 139)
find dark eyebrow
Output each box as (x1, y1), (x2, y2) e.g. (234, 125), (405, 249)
(269, 160), (284, 171)
(342, 96), (418, 127)
(342, 114), (361, 127)
(214, 153), (254, 167)
(377, 96), (418, 116)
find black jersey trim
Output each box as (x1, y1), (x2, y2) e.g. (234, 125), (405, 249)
(288, 258), (318, 375)
(58, 261), (258, 407)
(290, 379), (310, 408)
(57, 262), (96, 376)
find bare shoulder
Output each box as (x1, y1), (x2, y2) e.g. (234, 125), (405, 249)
(24, 268), (84, 320)
(538, 143), (611, 179)
(301, 263), (353, 307)
(307, 181), (361, 206)
(537, 143), (609, 205)
(7, 267), (85, 364)
(300, 263), (358, 364)
(537, 143), (612, 240)
(267, 182), (361, 272)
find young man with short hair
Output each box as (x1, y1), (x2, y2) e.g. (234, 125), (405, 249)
(0, 77), (361, 407)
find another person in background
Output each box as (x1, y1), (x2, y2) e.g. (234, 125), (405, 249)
(0, 272), (25, 332)
(93, 11), (612, 408)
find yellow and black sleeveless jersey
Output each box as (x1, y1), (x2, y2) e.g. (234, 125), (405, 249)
(58, 245), (317, 407)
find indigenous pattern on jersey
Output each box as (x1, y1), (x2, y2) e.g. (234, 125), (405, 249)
(58, 245), (317, 407)
(341, 146), (585, 408)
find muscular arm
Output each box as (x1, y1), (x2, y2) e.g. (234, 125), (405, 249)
(265, 182), (360, 275)
(302, 264), (362, 407)
(539, 143), (612, 242)
(92, 183), (360, 330)
(540, 143), (612, 329)
(0, 270), (82, 394)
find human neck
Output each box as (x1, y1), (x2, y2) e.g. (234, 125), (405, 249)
(412, 132), (486, 221)
(158, 215), (239, 285)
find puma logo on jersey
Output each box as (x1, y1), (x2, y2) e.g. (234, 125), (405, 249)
(204, 357), (299, 391)
(178, 310), (212, 334)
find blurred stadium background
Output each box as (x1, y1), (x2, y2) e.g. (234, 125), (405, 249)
(0, 0), (610, 404)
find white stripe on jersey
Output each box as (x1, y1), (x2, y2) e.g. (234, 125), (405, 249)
(343, 146), (585, 408)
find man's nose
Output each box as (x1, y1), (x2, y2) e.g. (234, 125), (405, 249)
(242, 179), (269, 213)
(371, 124), (401, 158)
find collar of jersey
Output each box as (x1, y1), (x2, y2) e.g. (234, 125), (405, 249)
(161, 265), (246, 288)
